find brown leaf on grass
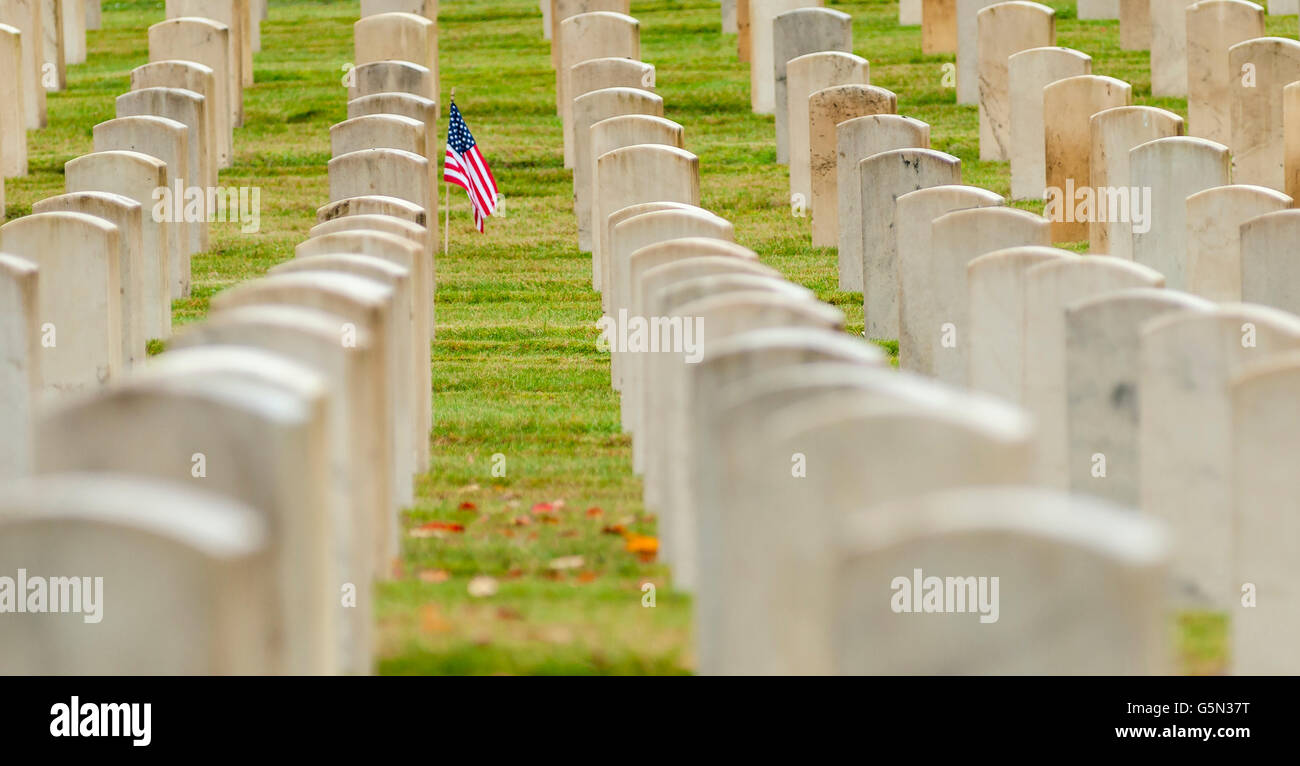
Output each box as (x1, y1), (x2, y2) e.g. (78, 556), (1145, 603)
(420, 604), (452, 633)
(458, 501), (477, 511)
(409, 520), (465, 538)
(601, 524), (627, 536)
(625, 534), (659, 562)
(503, 567), (525, 580)
(585, 507), (604, 518)
(577, 571), (599, 584)
(419, 569), (451, 584)
(531, 502), (556, 514)
(512, 515), (532, 527)
(496, 606), (524, 621)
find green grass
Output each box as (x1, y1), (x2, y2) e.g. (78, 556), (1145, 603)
(7, 0), (1255, 674)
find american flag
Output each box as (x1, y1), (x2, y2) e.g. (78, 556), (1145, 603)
(443, 99), (499, 233)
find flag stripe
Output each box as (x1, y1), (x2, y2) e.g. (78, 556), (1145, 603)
(442, 101), (498, 232)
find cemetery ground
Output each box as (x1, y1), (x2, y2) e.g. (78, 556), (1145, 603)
(9, 0), (1284, 674)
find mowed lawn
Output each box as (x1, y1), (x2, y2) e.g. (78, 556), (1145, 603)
(9, 0), (1271, 673)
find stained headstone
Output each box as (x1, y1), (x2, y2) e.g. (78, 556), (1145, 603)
(1043, 74), (1132, 241)
(1186, 0), (1264, 146)
(1186, 185), (1292, 301)
(786, 51), (868, 206)
(1008, 46), (1091, 200)
(772, 7), (850, 164)
(1088, 106), (1184, 259)
(976, 2), (1055, 161)
(1229, 37), (1300, 189)
(860, 148), (962, 338)
(1130, 136), (1231, 288)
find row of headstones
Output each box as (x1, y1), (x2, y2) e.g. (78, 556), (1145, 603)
(542, 5), (1178, 675)
(907, 0), (1300, 195)
(0, 2), (438, 675)
(0, 0), (103, 223)
(718, 2), (1300, 671)
(0, 1), (426, 676)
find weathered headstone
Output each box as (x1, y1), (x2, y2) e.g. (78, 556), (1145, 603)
(786, 51), (868, 206)
(1130, 136), (1232, 288)
(772, 7), (850, 164)
(1186, 0), (1264, 146)
(1065, 288), (1215, 506)
(1141, 305), (1300, 608)
(571, 87), (664, 253)
(833, 487), (1167, 674)
(1089, 105), (1184, 259)
(318, 194), (427, 228)
(0, 212), (121, 395)
(0, 254), (39, 477)
(922, 0), (957, 54)
(0, 0), (47, 129)
(967, 246), (1077, 401)
(549, 0), (629, 69)
(93, 115), (192, 297)
(750, 0), (823, 114)
(1043, 74), (1132, 241)
(350, 60), (434, 105)
(36, 349), (339, 675)
(1118, 0), (1151, 51)
(956, 0), (999, 105)
(860, 148), (962, 338)
(166, 1), (251, 91)
(65, 150), (172, 341)
(564, 57), (654, 168)
(131, 60), (222, 176)
(1023, 257), (1165, 487)
(1150, 0), (1199, 96)
(328, 148), (433, 234)
(148, 17), (236, 144)
(1229, 37), (1300, 189)
(555, 11), (638, 120)
(1241, 209), (1300, 314)
(592, 144), (700, 290)
(897, 184), (1003, 372)
(926, 207), (1052, 385)
(810, 84), (897, 252)
(354, 11), (438, 105)
(0, 24), (27, 178)
(976, 2), (1055, 161)
(0, 473), (274, 674)
(1186, 185), (1292, 301)
(837, 115), (929, 293)
(1008, 46), (1091, 200)
(591, 114), (686, 296)
(1230, 350), (1300, 674)
(32, 192), (145, 370)
(309, 211), (435, 330)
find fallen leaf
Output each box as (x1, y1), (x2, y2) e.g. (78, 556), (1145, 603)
(512, 515), (532, 527)
(419, 569), (450, 584)
(504, 567), (525, 580)
(549, 555), (585, 571)
(467, 576), (498, 598)
(409, 520), (465, 538)
(531, 502), (556, 514)
(458, 501), (477, 511)
(585, 507), (604, 518)
(601, 524), (627, 536)
(496, 607), (523, 621)
(625, 534), (659, 561)
(577, 571), (599, 584)
(420, 604), (451, 633)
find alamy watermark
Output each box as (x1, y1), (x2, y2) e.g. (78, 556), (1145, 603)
(891, 568), (999, 624)
(152, 180), (262, 234)
(1043, 179), (1152, 233)
(0, 569), (103, 624)
(596, 311), (704, 363)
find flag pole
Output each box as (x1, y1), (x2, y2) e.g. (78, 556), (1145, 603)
(444, 88), (454, 255)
